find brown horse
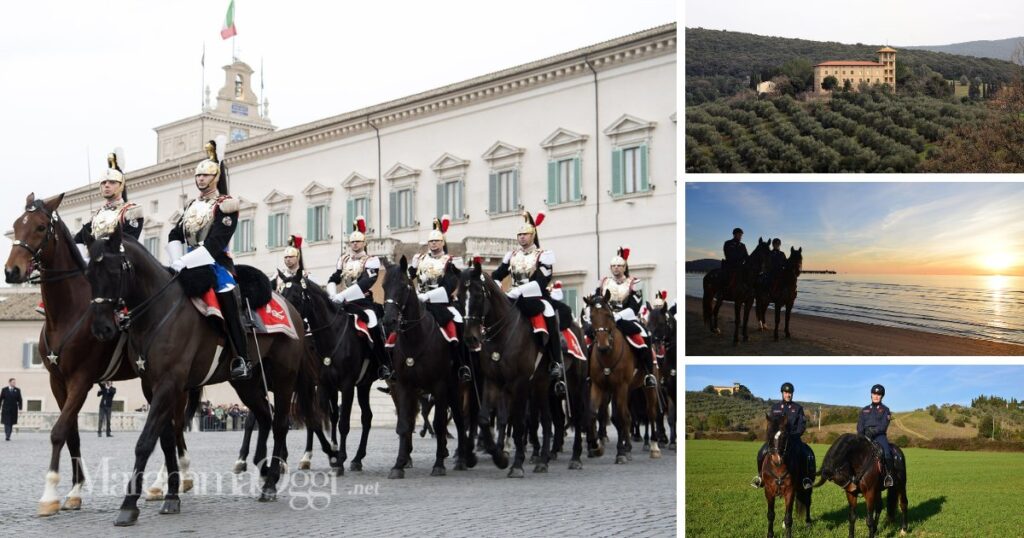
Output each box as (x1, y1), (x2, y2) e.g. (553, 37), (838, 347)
(86, 227), (321, 526)
(761, 412), (812, 538)
(756, 247), (802, 341)
(460, 259), (555, 477)
(584, 290), (661, 463)
(3, 193), (197, 517)
(814, 433), (909, 538)
(702, 237), (771, 344)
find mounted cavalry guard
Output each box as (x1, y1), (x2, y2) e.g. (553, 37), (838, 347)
(408, 215), (471, 382)
(270, 235), (314, 293)
(597, 246), (657, 389)
(858, 384), (896, 488)
(166, 136), (251, 380)
(327, 216), (391, 380)
(751, 382), (815, 490)
(491, 211), (567, 395)
(718, 227), (748, 299)
(73, 148), (143, 252)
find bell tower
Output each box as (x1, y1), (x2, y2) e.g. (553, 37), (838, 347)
(877, 47), (897, 90)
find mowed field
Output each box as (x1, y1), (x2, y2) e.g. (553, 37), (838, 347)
(686, 440), (1024, 537)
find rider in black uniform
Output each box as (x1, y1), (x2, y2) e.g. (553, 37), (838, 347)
(751, 382), (815, 490)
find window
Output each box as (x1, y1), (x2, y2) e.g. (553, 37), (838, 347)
(150, 200), (159, 214)
(26, 399), (42, 412)
(547, 157), (582, 205)
(347, 196), (371, 228)
(563, 286), (580, 319)
(307, 204), (329, 242)
(23, 342), (42, 368)
(235, 74), (244, 97)
(267, 212), (288, 248)
(437, 180), (464, 219)
(112, 401), (125, 412)
(612, 145), (650, 196)
(233, 218), (254, 253)
(488, 170), (519, 214)
(389, 189), (415, 230)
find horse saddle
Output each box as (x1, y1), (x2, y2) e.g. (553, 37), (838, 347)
(191, 290), (299, 340)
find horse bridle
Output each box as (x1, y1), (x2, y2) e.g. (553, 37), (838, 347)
(764, 428), (791, 487)
(14, 201), (84, 283)
(89, 245), (180, 330)
(589, 298), (626, 375)
(383, 277), (429, 333)
(463, 275), (517, 345)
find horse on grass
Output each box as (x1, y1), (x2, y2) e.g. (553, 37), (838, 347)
(760, 412), (813, 538)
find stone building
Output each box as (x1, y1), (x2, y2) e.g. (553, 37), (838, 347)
(814, 46), (896, 92)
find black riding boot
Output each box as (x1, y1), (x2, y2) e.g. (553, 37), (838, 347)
(217, 290), (252, 380)
(803, 447), (815, 490)
(372, 329), (394, 381)
(751, 443), (768, 488)
(544, 315), (567, 396)
(883, 455), (895, 487)
(637, 337), (658, 389)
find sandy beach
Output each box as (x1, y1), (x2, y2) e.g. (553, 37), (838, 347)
(685, 296), (1024, 356)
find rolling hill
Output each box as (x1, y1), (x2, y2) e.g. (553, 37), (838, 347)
(905, 36), (1024, 62)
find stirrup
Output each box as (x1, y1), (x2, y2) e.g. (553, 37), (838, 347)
(549, 361), (564, 379)
(378, 365), (394, 381)
(457, 365), (472, 383)
(230, 358), (252, 380)
(553, 380), (567, 397)
(802, 477), (813, 490)
(751, 475), (763, 488)
(883, 474), (894, 488)
(643, 374), (657, 388)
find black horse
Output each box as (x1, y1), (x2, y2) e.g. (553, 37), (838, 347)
(276, 270), (379, 474)
(380, 257), (476, 478)
(648, 300), (676, 449)
(756, 247), (803, 341)
(703, 238), (771, 344)
(86, 228), (321, 526)
(761, 412), (813, 538)
(814, 433), (909, 538)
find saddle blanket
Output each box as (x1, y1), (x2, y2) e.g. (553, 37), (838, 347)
(626, 333), (647, 350)
(385, 321), (457, 348)
(191, 290), (299, 340)
(530, 314), (548, 335)
(562, 329), (585, 361)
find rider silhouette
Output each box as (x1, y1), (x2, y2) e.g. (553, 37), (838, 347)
(767, 238), (787, 295)
(857, 384), (895, 488)
(718, 228), (748, 298)
(752, 382), (815, 490)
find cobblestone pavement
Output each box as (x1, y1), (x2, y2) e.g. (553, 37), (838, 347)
(0, 423), (677, 536)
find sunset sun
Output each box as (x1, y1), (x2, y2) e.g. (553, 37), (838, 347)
(980, 252), (1015, 274)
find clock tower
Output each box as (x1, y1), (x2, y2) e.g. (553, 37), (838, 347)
(154, 59), (276, 163)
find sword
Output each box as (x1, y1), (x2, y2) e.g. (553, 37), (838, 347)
(245, 298), (273, 421)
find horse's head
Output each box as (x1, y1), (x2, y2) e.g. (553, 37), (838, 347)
(382, 255), (415, 336)
(86, 226), (131, 342)
(278, 270), (314, 322)
(765, 412), (791, 463)
(459, 257), (489, 352)
(646, 299), (670, 345)
(5, 192), (65, 283)
(585, 290), (616, 353)
(789, 247), (803, 276)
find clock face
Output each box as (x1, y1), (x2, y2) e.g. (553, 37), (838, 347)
(230, 128), (248, 142)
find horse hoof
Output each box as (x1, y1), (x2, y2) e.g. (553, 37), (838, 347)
(651, 449), (662, 459)
(159, 496), (181, 515)
(61, 496), (82, 511)
(493, 451), (510, 470)
(145, 488), (164, 501)
(182, 479), (193, 493)
(431, 466), (446, 477)
(333, 466), (344, 477)
(388, 468), (405, 479)
(632, 435), (642, 442)
(420, 430), (427, 438)
(626, 452), (633, 461)
(298, 460), (311, 471)
(38, 500), (60, 517)
(615, 455), (628, 464)
(454, 460), (468, 471)
(113, 507), (140, 526)
(349, 461), (363, 472)
(233, 461), (247, 474)
(465, 452), (478, 468)
(529, 455), (538, 464)
(569, 460), (583, 470)
(899, 530), (907, 536)
(533, 463), (548, 473)
(258, 487), (277, 502)
(549, 452), (558, 461)
(642, 443), (650, 452)
(507, 467), (525, 478)
(404, 459), (413, 469)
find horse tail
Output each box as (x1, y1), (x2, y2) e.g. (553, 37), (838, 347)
(886, 481), (898, 520)
(812, 469), (829, 488)
(183, 387), (203, 426)
(290, 343), (324, 431)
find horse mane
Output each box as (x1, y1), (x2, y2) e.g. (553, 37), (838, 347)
(54, 212), (87, 272)
(764, 412), (789, 443)
(299, 276), (342, 316)
(820, 433), (868, 478)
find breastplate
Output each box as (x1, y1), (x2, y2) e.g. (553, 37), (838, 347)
(416, 254), (448, 292)
(340, 256), (366, 288)
(182, 199), (215, 247)
(91, 204), (124, 240)
(509, 249), (540, 285)
(602, 278), (632, 308)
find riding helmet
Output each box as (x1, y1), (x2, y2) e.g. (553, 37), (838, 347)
(780, 382), (794, 394)
(871, 384), (885, 396)
(733, 227), (744, 235)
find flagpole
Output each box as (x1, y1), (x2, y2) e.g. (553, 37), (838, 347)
(201, 42), (206, 111)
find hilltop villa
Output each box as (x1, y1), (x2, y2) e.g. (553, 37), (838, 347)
(813, 47), (896, 92)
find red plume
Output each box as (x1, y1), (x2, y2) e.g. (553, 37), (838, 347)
(292, 235), (303, 249)
(659, 290), (668, 300)
(441, 214), (450, 234)
(552, 280), (562, 289)
(356, 217), (367, 234)
(620, 247), (631, 261)
(472, 255), (483, 266)
(534, 212), (545, 227)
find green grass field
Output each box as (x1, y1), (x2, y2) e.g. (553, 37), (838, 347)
(686, 440), (1024, 537)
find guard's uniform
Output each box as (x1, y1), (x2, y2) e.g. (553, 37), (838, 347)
(328, 251), (382, 326)
(410, 251), (463, 327)
(857, 402), (893, 461)
(74, 201), (144, 244)
(597, 275), (645, 337)
(756, 401), (815, 482)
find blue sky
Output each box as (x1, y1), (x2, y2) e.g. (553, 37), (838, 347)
(686, 365), (1024, 411)
(685, 182), (1024, 275)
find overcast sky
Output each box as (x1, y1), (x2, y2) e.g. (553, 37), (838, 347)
(686, 0), (1024, 46)
(0, 0), (675, 261)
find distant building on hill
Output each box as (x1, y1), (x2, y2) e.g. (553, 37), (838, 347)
(814, 47), (896, 93)
(713, 382), (742, 395)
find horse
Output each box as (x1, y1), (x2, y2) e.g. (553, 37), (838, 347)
(813, 433), (909, 538)
(702, 237), (771, 344)
(3, 193), (198, 517)
(648, 300), (677, 449)
(380, 256), (475, 478)
(86, 227), (321, 526)
(583, 290), (661, 463)
(530, 320), (589, 469)
(276, 269), (379, 474)
(460, 259), (555, 477)
(756, 247), (803, 341)
(761, 412), (813, 538)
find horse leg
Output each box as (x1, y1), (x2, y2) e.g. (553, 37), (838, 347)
(449, 378), (470, 471)
(507, 384), (528, 478)
(329, 393), (340, 451)
(732, 300), (741, 345)
(767, 494), (776, 538)
(533, 380), (553, 473)
(298, 428), (314, 470)
(172, 395), (194, 494)
(419, 396), (432, 437)
(742, 299), (753, 342)
(62, 413), (86, 512)
(612, 384), (631, 464)
(114, 385), (178, 526)
(388, 382), (416, 479)
(899, 482), (909, 535)
(156, 420), (182, 515)
(337, 385), (355, 470)
(784, 301), (793, 339)
(527, 402), (541, 464)
(431, 384), (449, 476)
(350, 383), (373, 471)
(645, 385), (662, 459)
(586, 380), (605, 458)
(846, 491), (858, 538)
(864, 489), (878, 538)
(234, 413), (256, 473)
(312, 426), (340, 472)
(773, 302), (781, 342)
(477, 380), (506, 469)
(784, 490), (794, 538)
(711, 296), (723, 335)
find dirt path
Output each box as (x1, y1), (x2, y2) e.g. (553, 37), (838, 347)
(893, 415), (927, 439)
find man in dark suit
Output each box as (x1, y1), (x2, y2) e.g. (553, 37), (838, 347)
(97, 382), (116, 437)
(1, 378), (23, 441)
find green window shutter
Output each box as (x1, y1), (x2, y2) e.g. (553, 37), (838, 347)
(306, 207), (315, 241)
(488, 173), (498, 214)
(547, 160), (558, 205)
(639, 143), (649, 192)
(612, 147), (623, 196)
(283, 214), (290, 245)
(267, 214), (274, 247)
(23, 342), (31, 369)
(512, 169), (519, 209)
(389, 192), (397, 229)
(456, 180), (464, 218)
(436, 183), (444, 219)
(572, 157), (582, 201)
(565, 288), (578, 318)
(346, 199), (355, 229)
(232, 231), (240, 253)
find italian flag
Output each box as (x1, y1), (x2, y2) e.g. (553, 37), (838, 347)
(220, 0), (237, 40)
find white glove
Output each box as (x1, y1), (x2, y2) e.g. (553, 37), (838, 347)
(76, 243), (90, 262)
(326, 282), (338, 297)
(330, 293), (347, 305)
(502, 251), (512, 264)
(417, 293), (429, 302)
(507, 286), (523, 300)
(171, 259), (186, 272)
